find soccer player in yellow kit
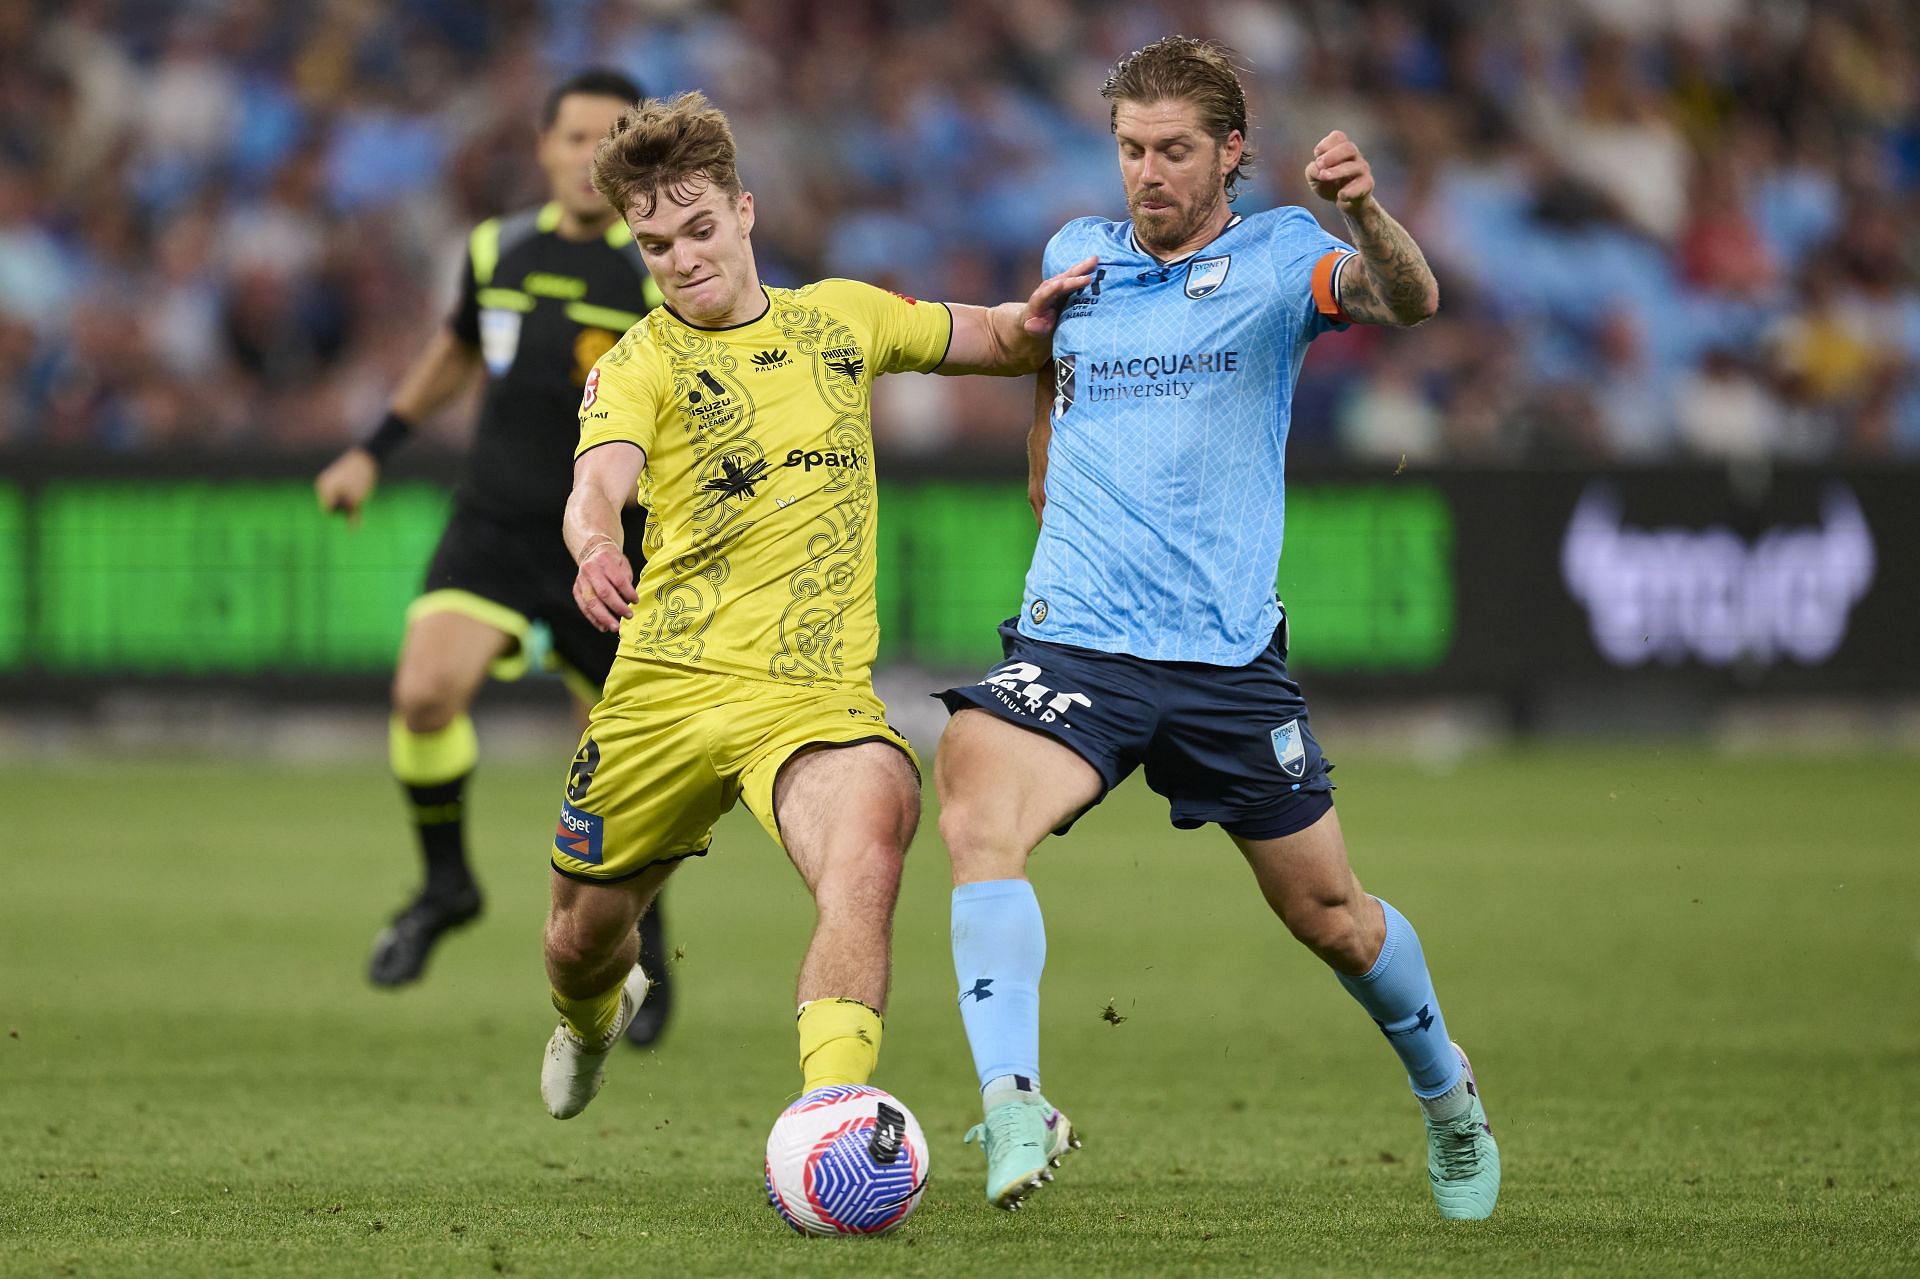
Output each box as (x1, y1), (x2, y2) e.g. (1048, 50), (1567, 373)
(535, 92), (1097, 1118)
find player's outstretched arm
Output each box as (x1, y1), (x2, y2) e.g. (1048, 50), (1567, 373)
(564, 442), (645, 633)
(1304, 131), (1439, 327)
(315, 327), (483, 523)
(938, 256), (1099, 376)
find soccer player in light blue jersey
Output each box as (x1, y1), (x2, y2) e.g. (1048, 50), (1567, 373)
(934, 36), (1500, 1219)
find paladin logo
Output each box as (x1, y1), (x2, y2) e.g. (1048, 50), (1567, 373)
(823, 345), (865, 382)
(700, 455), (772, 503)
(750, 348), (790, 371)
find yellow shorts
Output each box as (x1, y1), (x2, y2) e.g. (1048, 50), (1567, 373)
(550, 658), (920, 882)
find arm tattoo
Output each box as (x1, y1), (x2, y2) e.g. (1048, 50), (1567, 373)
(1336, 200), (1439, 327)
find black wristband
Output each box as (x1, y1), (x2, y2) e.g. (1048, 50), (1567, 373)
(361, 411), (412, 463)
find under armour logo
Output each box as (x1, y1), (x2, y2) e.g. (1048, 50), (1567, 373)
(1376, 1003), (1435, 1038)
(959, 978), (994, 1004)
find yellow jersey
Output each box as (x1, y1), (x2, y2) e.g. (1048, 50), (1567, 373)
(577, 279), (954, 687)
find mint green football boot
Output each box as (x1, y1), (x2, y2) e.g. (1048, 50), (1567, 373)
(1426, 1043), (1500, 1220)
(964, 1096), (1080, 1210)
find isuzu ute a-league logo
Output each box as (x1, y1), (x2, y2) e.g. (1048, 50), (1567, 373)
(1560, 484), (1875, 668)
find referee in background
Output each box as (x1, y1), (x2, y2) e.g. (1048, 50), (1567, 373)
(316, 68), (676, 1047)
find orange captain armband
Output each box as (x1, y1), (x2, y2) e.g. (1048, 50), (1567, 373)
(1311, 250), (1354, 325)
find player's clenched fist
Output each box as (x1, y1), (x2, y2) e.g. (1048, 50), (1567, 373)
(1305, 130), (1374, 212)
(315, 448), (379, 525)
(572, 540), (637, 633)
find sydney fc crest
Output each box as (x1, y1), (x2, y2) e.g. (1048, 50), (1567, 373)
(1270, 719), (1306, 778)
(1185, 255), (1231, 299)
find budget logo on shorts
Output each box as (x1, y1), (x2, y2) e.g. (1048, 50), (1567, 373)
(1270, 719), (1306, 778)
(1185, 254), (1231, 299)
(554, 800), (605, 865)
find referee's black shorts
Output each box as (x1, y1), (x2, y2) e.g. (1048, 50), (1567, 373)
(413, 503), (645, 694)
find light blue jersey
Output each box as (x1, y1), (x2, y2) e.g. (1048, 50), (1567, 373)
(1020, 207), (1354, 665)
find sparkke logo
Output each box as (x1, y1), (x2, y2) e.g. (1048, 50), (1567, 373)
(1560, 484), (1876, 668)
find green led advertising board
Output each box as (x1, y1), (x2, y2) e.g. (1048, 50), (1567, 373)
(0, 484), (23, 668)
(1, 478), (1452, 676)
(32, 482), (449, 674)
(1278, 485), (1454, 670)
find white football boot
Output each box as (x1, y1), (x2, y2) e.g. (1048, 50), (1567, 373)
(540, 965), (651, 1119)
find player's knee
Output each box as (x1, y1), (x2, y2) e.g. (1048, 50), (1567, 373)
(1282, 897), (1372, 970)
(936, 800), (984, 861)
(392, 668), (466, 733)
(543, 908), (619, 973)
(937, 801), (1023, 878)
(835, 837), (906, 892)
(813, 838), (905, 917)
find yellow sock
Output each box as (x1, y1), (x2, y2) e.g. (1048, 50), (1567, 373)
(389, 713), (478, 785)
(552, 980), (624, 1044)
(796, 998), (884, 1091)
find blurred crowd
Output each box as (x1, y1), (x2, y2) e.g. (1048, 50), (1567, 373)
(3, 0), (1918, 462)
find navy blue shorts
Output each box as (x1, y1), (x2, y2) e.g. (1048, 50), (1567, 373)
(936, 614), (1334, 840)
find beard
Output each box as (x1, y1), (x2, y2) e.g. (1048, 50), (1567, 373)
(1129, 182), (1225, 255)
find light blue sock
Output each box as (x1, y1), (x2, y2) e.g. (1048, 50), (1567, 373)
(951, 879), (1045, 1091)
(1336, 897), (1463, 1099)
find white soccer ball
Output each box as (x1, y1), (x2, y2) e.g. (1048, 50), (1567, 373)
(764, 1085), (930, 1236)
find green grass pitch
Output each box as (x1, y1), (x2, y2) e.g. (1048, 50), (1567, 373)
(3, 745), (1916, 1276)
